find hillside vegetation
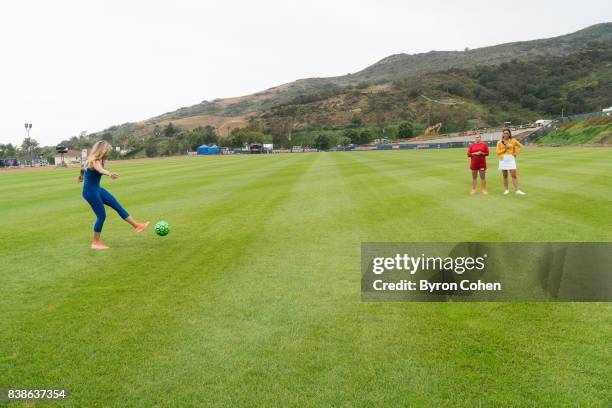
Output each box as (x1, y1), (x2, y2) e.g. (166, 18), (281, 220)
(537, 116), (612, 145)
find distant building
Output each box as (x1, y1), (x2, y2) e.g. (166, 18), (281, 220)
(54, 149), (86, 166)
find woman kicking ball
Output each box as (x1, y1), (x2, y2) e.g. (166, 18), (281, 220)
(78, 141), (149, 250)
(496, 128), (526, 195)
(467, 134), (489, 195)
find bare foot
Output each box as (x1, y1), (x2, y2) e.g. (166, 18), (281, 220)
(135, 221), (150, 233)
(91, 242), (110, 250)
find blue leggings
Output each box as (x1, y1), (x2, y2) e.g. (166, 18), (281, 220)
(83, 188), (130, 232)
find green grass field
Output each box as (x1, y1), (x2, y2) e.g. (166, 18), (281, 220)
(1, 148), (611, 407)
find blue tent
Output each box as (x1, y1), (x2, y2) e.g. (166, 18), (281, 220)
(197, 145), (220, 155)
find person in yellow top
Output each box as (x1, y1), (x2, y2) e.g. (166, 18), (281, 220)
(496, 128), (526, 195)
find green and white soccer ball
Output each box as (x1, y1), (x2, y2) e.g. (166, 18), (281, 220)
(155, 221), (170, 236)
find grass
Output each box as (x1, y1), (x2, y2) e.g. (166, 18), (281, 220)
(1, 148), (611, 407)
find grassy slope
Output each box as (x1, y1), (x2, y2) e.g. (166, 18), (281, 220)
(538, 117), (612, 145)
(1, 149), (611, 407)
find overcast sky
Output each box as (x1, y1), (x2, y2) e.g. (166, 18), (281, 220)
(1, 0), (610, 146)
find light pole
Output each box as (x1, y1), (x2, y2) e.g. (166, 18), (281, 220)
(24, 123), (33, 166)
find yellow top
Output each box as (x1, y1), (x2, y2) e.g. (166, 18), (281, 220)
(496, 138), (523, 158)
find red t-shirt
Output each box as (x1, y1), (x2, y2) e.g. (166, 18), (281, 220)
(467, 142), (489, 170)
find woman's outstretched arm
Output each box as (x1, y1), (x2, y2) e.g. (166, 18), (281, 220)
(92, 160), (118, 179)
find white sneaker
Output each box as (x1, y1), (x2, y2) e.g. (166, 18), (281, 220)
(503, 190), (510, 195)
(516, 190), (526, 195)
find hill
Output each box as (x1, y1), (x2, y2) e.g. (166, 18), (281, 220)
(78, 23), (612, 154)
(153, 22), (612, 123)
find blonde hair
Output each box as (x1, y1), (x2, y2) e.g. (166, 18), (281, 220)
(87, 141), (112, 169)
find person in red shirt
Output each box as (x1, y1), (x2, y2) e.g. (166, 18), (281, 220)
(467, 134), (489, 195)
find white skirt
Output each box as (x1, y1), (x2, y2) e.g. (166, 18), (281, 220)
(499, 154), (517, 170)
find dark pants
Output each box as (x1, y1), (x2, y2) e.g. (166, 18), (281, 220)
(83, 188), (129, 232)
